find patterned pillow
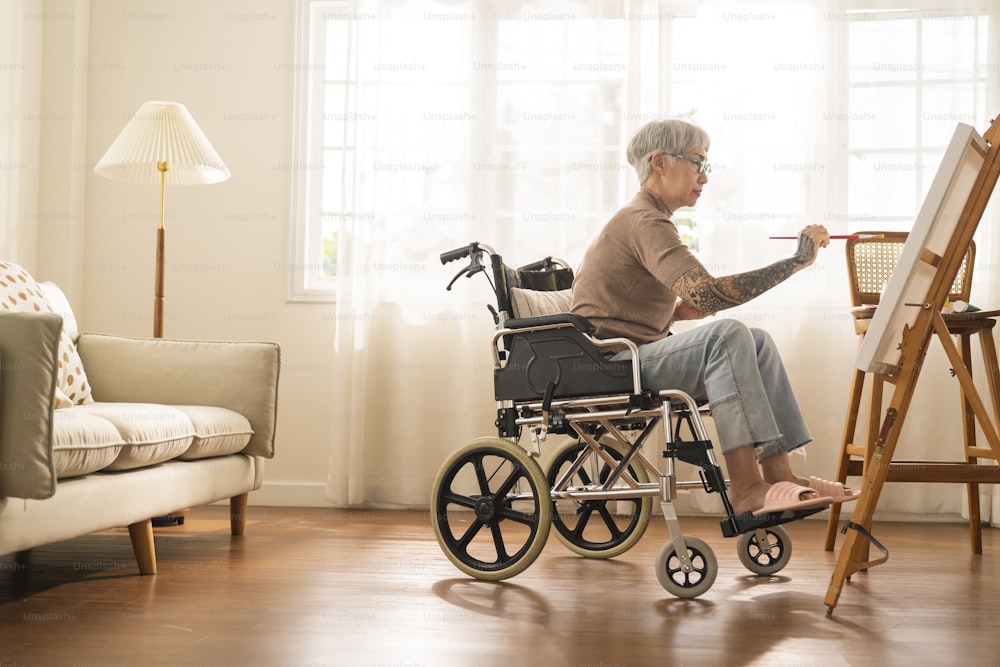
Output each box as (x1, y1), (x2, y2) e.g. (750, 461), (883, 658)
(40, 281), (79, 340)
(0, 261), (93, 407)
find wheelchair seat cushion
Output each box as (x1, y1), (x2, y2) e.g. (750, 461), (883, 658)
(510, 287), (573, 318)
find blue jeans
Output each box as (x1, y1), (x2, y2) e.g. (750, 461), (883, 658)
(611, 319), (812, 460)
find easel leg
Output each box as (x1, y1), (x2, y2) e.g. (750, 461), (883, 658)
(960, 332), (983, 554)
(825, 367), (866, 551)
(826, 479), (884, 612)
(856, 375), (885, 565)
(826, 406), (899, 614)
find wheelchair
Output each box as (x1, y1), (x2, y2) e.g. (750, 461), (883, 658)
(431, 242), (822, 598)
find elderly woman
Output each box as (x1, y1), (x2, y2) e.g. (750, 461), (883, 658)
(571, 118), (857, 518)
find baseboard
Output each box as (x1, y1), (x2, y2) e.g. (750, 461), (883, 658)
(223, 482), (997, 526)
(220, 481), (334, 508)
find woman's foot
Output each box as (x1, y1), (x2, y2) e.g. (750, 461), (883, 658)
(760, 453), (860, 503)
(729, 480), (773, 516)
(729, 479), (833, 516)
(725, 445), (776, 515)
(760, 452), (809, 488)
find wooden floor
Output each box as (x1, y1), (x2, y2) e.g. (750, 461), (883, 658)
(1, 506), (998, 666)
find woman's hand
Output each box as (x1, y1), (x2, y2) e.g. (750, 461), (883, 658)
(794, 224), (830, 269)
(673, 298), (711, 321)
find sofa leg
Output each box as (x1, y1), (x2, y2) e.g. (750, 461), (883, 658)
(230, 492), (249, 536)
(128, 519), (157, 575)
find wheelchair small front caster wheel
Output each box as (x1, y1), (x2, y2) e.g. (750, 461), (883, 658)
(654, 536), (717, 598)
(737, 525), (792, 576)
(431, 437), (551, 581)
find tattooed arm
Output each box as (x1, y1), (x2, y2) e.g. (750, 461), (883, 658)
(672, 224), (829, 314)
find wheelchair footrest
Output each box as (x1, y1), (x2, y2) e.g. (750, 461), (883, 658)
(719, 505), (827, 538)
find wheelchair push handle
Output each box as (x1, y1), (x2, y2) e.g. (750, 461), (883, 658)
(440, 245), (474, 265)
(440, 241), (495, 265)
(441, 242), (498, 292)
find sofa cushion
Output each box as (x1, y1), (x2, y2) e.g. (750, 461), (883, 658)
(71, 403), (195, 471)
(173, 405), (254, 460)
(0, 262), (93, 407)
(52, 409), (126, 478)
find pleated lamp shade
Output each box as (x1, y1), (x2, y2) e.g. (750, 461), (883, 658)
(94, 101), (230, 185)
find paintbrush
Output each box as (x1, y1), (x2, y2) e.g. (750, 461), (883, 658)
(768, 234), (885, 240)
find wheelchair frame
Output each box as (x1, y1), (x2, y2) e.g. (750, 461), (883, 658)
(432, 242), (819, 598)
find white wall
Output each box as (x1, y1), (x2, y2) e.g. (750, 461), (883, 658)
(28, 0), (335, 506)
(82, 0), (335, 505)
(1, 0), (43, 270)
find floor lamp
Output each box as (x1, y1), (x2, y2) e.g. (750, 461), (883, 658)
(94, 101), (230, 338)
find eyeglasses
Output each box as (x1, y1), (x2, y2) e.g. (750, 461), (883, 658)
(656, 153), (712, 175)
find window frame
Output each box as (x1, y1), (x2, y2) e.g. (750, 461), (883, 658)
(288, 0), (337, 301)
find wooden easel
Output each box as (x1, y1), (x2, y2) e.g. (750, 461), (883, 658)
(825, 116), (1000, 615)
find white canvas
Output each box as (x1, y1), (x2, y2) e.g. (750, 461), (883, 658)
(855, 123), (989, 374)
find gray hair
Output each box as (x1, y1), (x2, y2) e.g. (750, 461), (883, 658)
(627, 119), (711, 184)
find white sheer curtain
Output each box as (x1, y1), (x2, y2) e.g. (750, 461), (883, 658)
(325, 0), (659, 506)
(324, 0), (1000, 517)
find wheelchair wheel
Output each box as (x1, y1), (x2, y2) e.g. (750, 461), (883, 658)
(654, 536), (718, 599)
(736, 525), (792, 576)
(546, 437), (652, 559)
(431, 437), (551, 581)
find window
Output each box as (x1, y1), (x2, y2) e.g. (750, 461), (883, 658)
(288, 0), (696, 301)
(288, 1), (994, 301)
(843, 7), (992, 229)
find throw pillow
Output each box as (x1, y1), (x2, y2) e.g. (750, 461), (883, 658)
(509, 287), (574, 318)
(0, 261), (93, 407)
(40, 281), (79, 340)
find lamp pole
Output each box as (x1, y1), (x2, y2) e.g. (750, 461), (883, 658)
(154, 160), (168, 338)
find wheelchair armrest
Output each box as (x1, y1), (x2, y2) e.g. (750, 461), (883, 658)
(503, 313), (595, 334)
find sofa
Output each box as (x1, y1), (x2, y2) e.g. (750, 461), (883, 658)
(0, 261), (280, 574)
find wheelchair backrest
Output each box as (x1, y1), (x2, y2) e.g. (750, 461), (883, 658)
(493, 257), (635, 402)
(495, 257), (574, 320)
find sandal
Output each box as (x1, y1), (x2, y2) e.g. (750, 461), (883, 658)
(751, 481), (834, 517)
(808, 477), (861, 503)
